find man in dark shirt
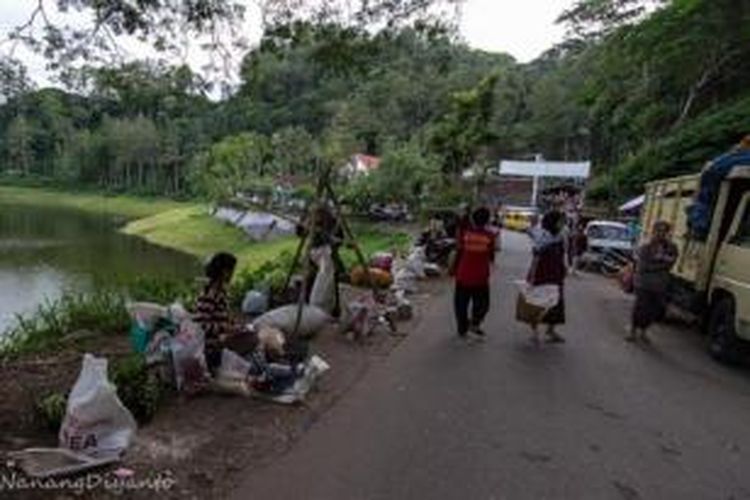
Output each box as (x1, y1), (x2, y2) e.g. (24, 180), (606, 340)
(453, 207), (496, 339)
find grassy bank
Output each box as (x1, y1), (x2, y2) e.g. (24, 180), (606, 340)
(0, 185), (297, 272)
(0, 185), (185, 219)
(122, 206), (298, 271)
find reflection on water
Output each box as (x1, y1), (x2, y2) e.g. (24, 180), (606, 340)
(0, 202), (200, 334)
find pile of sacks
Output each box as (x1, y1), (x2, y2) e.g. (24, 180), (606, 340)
(391, 246), (441, 294)
(337, 245), (442, 339)
(128, 302), (331, 404)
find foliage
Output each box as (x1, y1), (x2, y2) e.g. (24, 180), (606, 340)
(0, 291), (129, 359)
(189, 132), (271, 202)
(8, 1), (458, 82)
(111, 354), (165, 424)
(0, 186), (186, 220)
(428, 74), (499, 176)
(590, 95), (750, 198)
(343, 143), (441, 210)
(34, 392), (68, 432)
(1, 1), (749, 205)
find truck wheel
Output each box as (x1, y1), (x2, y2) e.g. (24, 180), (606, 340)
(708, 298), (744, 365)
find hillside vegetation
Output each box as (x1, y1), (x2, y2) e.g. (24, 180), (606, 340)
(0, 0), (747, 203)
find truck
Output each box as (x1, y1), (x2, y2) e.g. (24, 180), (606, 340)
(641, 166), (750, 363)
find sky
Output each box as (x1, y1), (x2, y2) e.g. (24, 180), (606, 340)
(0, 0), (576, 88)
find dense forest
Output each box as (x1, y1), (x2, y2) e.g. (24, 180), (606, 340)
(0, 0), (748, 205)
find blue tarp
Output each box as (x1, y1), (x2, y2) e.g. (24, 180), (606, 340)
(687, 150), (750, 239)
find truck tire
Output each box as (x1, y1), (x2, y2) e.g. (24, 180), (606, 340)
(707, 297), (744, 365)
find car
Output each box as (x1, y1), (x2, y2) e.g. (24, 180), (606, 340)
(502, 207), (539, 232)
(579, 220), (635, 272)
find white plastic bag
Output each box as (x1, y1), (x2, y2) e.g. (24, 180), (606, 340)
(391, 267), (418, 293)
(170, 319), (210, 394)
(258, 355), (331, 405)
(214, 349), (252, 397)
(309, 246), (336, 314)
(514, 281), (560, 310)
(252, 304), (332, 338)
(126, 302), (167, 329)
(406, 247), (427, 279)
(242, 290), (269, 316)
(59, 354), (137, 459)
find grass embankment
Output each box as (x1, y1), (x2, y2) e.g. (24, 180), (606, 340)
(0, 185), (298, 271)
(122, 206), (298, 271)
(0, 185), (183, 219)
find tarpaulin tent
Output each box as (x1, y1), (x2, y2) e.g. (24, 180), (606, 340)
(619, 195), (645, 214)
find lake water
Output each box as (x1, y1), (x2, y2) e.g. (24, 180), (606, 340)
(0, 202), (200, 335)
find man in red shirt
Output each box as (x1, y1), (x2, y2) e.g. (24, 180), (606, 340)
(453, 206), (496, 338)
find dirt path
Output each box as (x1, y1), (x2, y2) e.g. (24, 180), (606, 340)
(0, 282), (445, 499)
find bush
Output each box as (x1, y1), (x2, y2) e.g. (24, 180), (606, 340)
(1, 291), (129, 359)
(111, 354), (165, 423)
(128, 276), (198, 306)
(34, 392), (68, 432)
(229, 250), (295, 308)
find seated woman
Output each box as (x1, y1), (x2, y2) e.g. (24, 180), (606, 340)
(194, 252), (254, 374)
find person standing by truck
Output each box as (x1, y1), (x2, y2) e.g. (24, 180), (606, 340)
(627, 221), (679, 343)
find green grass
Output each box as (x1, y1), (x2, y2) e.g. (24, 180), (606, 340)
(0, 185), (186, 220)
(1, 291), (130, 359)
(122, 206), (299, 272)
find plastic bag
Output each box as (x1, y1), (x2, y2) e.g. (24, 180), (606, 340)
(255, 355), (331, 405)
(59, 354), (137, 459)
(370, 252), (394, 272)
(391, 266), (418, 293)
(406, 247), (427, 279)
(252, 305), (332, 338)
(170, 320), (210, 394)
(214, 349), (252, 397)
(257, 326), (286, 355)
(126, 302), (168, 354)
(340, 298), (374, 337)
(514, 281), (560, 310)
(242, 290), (270, 316)
(310, 246), (336, 314)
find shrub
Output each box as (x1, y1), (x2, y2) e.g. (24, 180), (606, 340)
(34, 392), (68, 432)
(111, 354), (165, 423)
(1, 291), (129, 359)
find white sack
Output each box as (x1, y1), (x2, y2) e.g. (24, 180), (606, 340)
(59, 354), (137, 459)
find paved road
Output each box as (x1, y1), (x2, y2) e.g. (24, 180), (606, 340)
(233, 231), (750, 500)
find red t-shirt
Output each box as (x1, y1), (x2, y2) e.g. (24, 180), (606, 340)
(455, 228), (496, 286)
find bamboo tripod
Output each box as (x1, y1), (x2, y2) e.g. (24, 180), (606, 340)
(283, 164), (395, 339)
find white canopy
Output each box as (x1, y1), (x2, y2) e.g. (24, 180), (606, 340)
(499, 160), (591, 179)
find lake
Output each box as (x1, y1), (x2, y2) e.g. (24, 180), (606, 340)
(0, 202), (200, 335)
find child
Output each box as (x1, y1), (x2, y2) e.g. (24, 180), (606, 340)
(194, 252), (252, 374)
(453, 206), (496, 338)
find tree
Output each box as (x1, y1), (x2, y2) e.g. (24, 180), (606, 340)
(270, 126), (317, 176)
(428, 74), (499, 177)
(558, 0), (668, 39)
(189, 132), (271, 202)
(9, 0), (460, 83)
(5, 115), (34, 176)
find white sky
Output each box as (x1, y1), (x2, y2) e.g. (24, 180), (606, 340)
(0, 0), (575, 88)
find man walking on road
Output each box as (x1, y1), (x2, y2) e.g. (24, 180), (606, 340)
(453, 206), (496, 339)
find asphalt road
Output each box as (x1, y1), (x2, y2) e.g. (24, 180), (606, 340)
(233, 230), (750, 500)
